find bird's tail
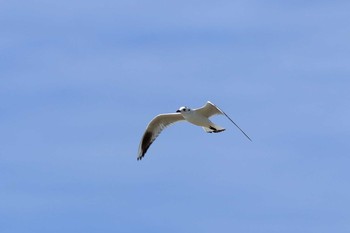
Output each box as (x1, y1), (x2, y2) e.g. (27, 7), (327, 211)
(202, 125), (225, 133)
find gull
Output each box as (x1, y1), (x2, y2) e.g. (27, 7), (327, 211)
(137, 101), (251, 160)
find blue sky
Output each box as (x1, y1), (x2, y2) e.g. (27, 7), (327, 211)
(1, 0), (350, 232)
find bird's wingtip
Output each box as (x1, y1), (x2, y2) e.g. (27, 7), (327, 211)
(137, 153), (144, 161)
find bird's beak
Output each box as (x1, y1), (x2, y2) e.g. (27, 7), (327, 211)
(176, 110), (180, 113)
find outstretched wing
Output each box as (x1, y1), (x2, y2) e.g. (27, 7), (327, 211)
(195, 101), (252, 141)
(194, 101), (223, 118)
(138, 113), (185, 160)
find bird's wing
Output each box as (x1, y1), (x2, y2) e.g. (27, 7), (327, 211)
(138, 113), (185, 160)
(195, 101), (252, 141)
(194, 101), (223, 118)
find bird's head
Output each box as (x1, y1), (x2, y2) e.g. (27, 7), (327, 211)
(176, 106), (191, 113)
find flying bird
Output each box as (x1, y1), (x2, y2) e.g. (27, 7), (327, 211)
(137, 101), (251, 160)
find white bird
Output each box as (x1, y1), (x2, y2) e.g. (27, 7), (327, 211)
(137, 101), (251, 160)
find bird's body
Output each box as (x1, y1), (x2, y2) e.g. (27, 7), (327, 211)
(137, 101), (251, 160)
(178, 107), (225, 132)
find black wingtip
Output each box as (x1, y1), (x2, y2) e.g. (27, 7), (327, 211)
(137, 154), (144, 161)
(137, 131), (154, 161)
